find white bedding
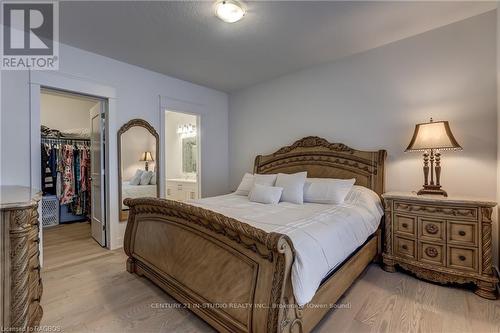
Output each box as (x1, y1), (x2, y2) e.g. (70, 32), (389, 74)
(190, 185), (383, 306)
(122, 181), (157, 209)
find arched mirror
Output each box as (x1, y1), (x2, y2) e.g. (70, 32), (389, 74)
(118, 119), (160, 221)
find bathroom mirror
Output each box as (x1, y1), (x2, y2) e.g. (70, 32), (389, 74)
(182, 137), (197, 174)
(117, 119), (160, 221)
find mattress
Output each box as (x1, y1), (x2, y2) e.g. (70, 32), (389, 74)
(190, 185), (383, 306)
(122, 181), (157, 209)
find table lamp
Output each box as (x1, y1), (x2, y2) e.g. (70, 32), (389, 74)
(405, 118), (462, 197)
(140, 151), (154, 171)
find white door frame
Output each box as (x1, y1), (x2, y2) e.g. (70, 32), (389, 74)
(159, 96), (203, 198)
(29, 70), (117, 250)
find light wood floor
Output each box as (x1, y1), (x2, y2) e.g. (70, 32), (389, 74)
(41, 223), (500, 333)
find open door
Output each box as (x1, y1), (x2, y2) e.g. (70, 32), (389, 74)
(90, 102), (106, 246)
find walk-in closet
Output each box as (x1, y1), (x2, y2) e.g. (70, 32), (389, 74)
(40, 89), (106, 256)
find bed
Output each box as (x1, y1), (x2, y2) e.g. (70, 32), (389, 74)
(124, 136), (386, 333)
(121, 181), (157, 209)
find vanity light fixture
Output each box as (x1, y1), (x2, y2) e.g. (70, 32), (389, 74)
(215, 0), (245, 23)
(177, 124), (197, 136)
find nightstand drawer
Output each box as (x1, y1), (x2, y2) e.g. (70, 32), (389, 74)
(394, 201), (478, 221)
(418, 217), (445, 242)
(447, 221), (478, 247)
(418, 241), (445, 266)
(394, 214), (416, 236)
(447, 246), (478, 272)
(394, 236), (416, 259)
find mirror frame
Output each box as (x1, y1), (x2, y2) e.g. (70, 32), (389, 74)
(117, 118), (160, 222)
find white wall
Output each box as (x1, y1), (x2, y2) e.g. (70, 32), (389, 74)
(229, 12), (498, 263)
(1, 43), (229, 249)
(229, 11), (496, 198)
(41, 92), (98, 131)
(121, 127), (157, 180)
(165, 111), (198, 180)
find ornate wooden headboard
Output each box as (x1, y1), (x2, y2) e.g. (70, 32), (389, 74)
(254, 136), (387, 196)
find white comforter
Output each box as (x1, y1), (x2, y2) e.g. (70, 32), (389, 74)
(122, 181), (157, 209)
(190, 185), (383, 306)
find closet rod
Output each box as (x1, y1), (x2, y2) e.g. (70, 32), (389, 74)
(41, 136), (90, 144)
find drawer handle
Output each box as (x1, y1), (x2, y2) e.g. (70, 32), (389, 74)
(425, 247), (438, 258)
(402, 223), (408, 228)
(401, 244), (408, 250)
(33, 238), (40, 244)
(425, 224), (439, 235)
(33, 265), (40, 272)
(458, 255), (466, 261)
(458, 230), (466, 236)
(31, 297), (40, 303)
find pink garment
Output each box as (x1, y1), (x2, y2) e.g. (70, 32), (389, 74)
(60, 145), (75, 205)
(80, 147), (90, 191)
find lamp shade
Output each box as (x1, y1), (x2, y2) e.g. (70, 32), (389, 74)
(405, 119), (462, 152)
(139, 151), (154, 161)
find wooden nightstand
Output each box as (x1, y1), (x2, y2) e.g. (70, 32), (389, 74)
(382, 191), (499, 299)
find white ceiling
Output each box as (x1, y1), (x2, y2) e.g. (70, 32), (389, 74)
(60, 1), (497, 92)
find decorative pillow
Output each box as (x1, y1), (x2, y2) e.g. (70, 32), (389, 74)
(235, 173), (254, 195)
(129, 169), (144, 186)
(248, 184), (283, 204)
(254, 173), (278, 186)
(139, 171), (154, 185)
(275, 172), (307, 204)
(149, 172), (157, 185)
(234, 173), (278, 195)
(303, 178), (356, 204)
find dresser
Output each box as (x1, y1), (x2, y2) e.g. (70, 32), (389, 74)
(382, 192), (498, 299)
(1, 186), (43, 330)
(166, 179), (198, 201)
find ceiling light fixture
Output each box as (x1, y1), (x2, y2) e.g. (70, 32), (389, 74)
(215, 0), (245, 23)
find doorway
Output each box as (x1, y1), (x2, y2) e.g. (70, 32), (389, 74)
(39, 88), (107, 253)
(165, 111), (201, 201)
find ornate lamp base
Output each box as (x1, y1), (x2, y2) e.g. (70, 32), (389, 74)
(417, 185), (448, 197)
(417, 149), (448, 197)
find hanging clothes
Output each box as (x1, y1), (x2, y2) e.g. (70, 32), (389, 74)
(68, 145), (91, 216)
(80, 146), (91, 216)
(41, 136), (92, 217)
(80, 147), (90, 191)
(60, 144), (75, 205)
(41, 143), (55, 195)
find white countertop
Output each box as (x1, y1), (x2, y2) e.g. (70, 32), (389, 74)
(167, 178), (197, 183)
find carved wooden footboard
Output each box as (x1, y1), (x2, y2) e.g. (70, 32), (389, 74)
(123, 197), (299, 333)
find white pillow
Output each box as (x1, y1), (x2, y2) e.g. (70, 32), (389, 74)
(139, 171), (154, 185)
(248, 184), (283, 204)
(346, 185), (384, 216)
(303, 178), (356, 204)
(235, 173), (254, 195)
(234, 173), (278, 196)
(129, 169), (143, 185)
(254, 174), (277, 186)
(149, 172), (157, 185)
(275, 172), (307, 204)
